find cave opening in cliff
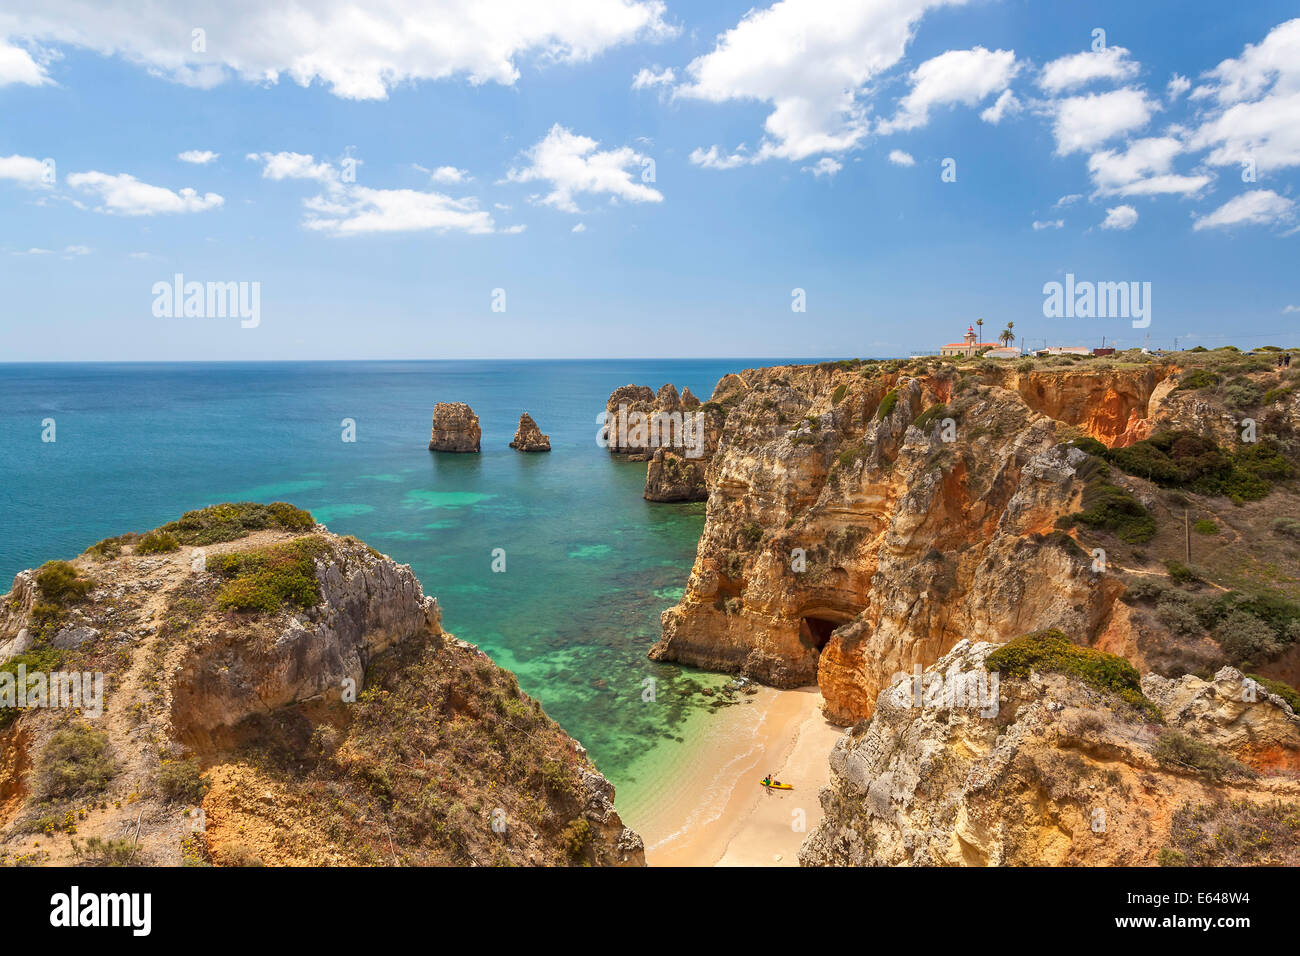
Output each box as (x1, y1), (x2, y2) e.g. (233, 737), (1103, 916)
(800, 616), (840, 653)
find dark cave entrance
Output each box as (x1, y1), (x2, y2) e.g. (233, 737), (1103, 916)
(800, 616), (840, 653)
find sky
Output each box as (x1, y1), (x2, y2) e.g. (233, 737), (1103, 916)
(0, 0), (1297, 361)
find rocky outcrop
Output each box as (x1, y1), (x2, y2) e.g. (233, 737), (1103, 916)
(800, 640), (1300, 866)
(428, 402), (481, 453)
(651, 355), (1300, 725)
(509, 412), (551, 452)
(0, 506), (643, 867)
(603, 382), (729, 501)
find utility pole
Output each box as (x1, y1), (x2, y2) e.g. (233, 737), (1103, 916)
(1184, 508), (1191, 564)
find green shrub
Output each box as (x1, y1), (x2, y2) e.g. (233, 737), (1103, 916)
(1068, 471), (1157, 544)
(0, 648), (65, 730)
(913, 403), (949, 433)
(210, 537), (329, 614)
(1192, 519), (1218, 535)
(1152, 729), (1249, 781)
(559, 818), (592, 863)
(135, 530), (180, 554)
(1155, 596), (1203, 636)
(159, 501), (315, 546)
(158, 758), (207, 803)
(740, 522), (763, 547)
(85, 537), (123, 561)
(33, 561), (93, 605)
(831, 383), (848, 405)
(985, 629), (1160, 719)
(36, 723), (115, 799)
(1221, 376), (1264, 410)
(1156, 847), (1187, 867)
(1216, 610), (1284, 668)
(1105, 430), (1292, 501)
(1165, 560), (1200, 584)
(1175, 368), (1220, 391)
(876, 390), (898, 420)
(1068, 436), (1109, 457)
(72, 836), (136, 866)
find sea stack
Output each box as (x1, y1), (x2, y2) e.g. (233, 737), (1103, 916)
(510, 412), (551, 452)
(428, 402), (481, 453)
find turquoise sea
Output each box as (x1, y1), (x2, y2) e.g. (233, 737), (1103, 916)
(0, 360), (801, 813)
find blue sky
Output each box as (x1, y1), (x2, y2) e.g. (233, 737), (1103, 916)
(0, 0), (1297, 360)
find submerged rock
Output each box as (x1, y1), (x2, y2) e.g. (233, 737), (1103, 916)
(510, 412), (551, 452)
(428, 402), (481, 453)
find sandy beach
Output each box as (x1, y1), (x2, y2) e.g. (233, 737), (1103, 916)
(627, 686), (844, 867)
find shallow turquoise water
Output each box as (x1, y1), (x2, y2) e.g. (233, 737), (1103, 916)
(0, 360), (800, 802)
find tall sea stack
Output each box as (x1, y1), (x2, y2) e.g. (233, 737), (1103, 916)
(429, 402), (481, 453)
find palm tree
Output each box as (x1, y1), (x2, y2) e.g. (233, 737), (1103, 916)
(976, 318), (984, 344)
(999, 322), (1015, 347)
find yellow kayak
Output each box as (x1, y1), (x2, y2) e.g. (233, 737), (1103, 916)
(761, 778), (793, 790)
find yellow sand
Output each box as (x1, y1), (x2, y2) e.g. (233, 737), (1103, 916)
(630, 686), (844, 867)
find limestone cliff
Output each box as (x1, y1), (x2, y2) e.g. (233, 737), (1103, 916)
(0, 503), (642, 867)
(651, 352), (1300, 726)
(602, 382), (727, 501)
(510, 412), (551, 452)
(801, 638), (1300, 866)
(429, 402), (481, 453)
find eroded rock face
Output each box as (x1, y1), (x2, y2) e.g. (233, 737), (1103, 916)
(799, 641), (1300, 867)
(603, 381), (729, 501)
(169, 537), (440, 749)
(651, 357), (1298, 725)
(0, 518), (643, 867)
(429, 402), (481, 452)
(510, 412), (551, 452)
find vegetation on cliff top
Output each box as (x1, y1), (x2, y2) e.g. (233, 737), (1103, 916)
(1161, 799), (1300, 866)
(208, 536), (331, 614)
(1106, 430), (1292, 502)
(159, 501), (315, 545)
(986, 629), (1160, 720)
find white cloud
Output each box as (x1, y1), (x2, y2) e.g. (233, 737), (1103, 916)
(802, 157), (841, 177)
(1167, 73), (1191, 99)
(689, 144), (752, 170)
(572, 222), (587, 232)
(304, 186), (494, 235)
(1282, 304), (1300, 313)
(1051, 87), (1156, 155)
(980, 89), (1021, 124)
(632, 66), (674, 89)
(1087, 136), (1212, 197)
(677, 0), (959, 163)
(501, 223), (526, 234)
(1054, 193), (1083, 207)
(888, 149), (916, 167)
(1193, 189), (1295, 231)
(506, 124), (662, 212)
(0, 0), (673, 99)
(0, 153), (51, 186)
(0, 38), (50, 86)
(1032, 219), (1064, 230)
(247, 151), (338, 183)
(63, 244), (91, 255)
(878, 46), (1019, 133)
(65, 171), (224, 215)
(178, 150), (218, 164)
(1101, 204), (1138, 230)
(1188, 20), (1300, 173)
(1038, 46), (1138, 93)
(430, 166), (470, 184)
